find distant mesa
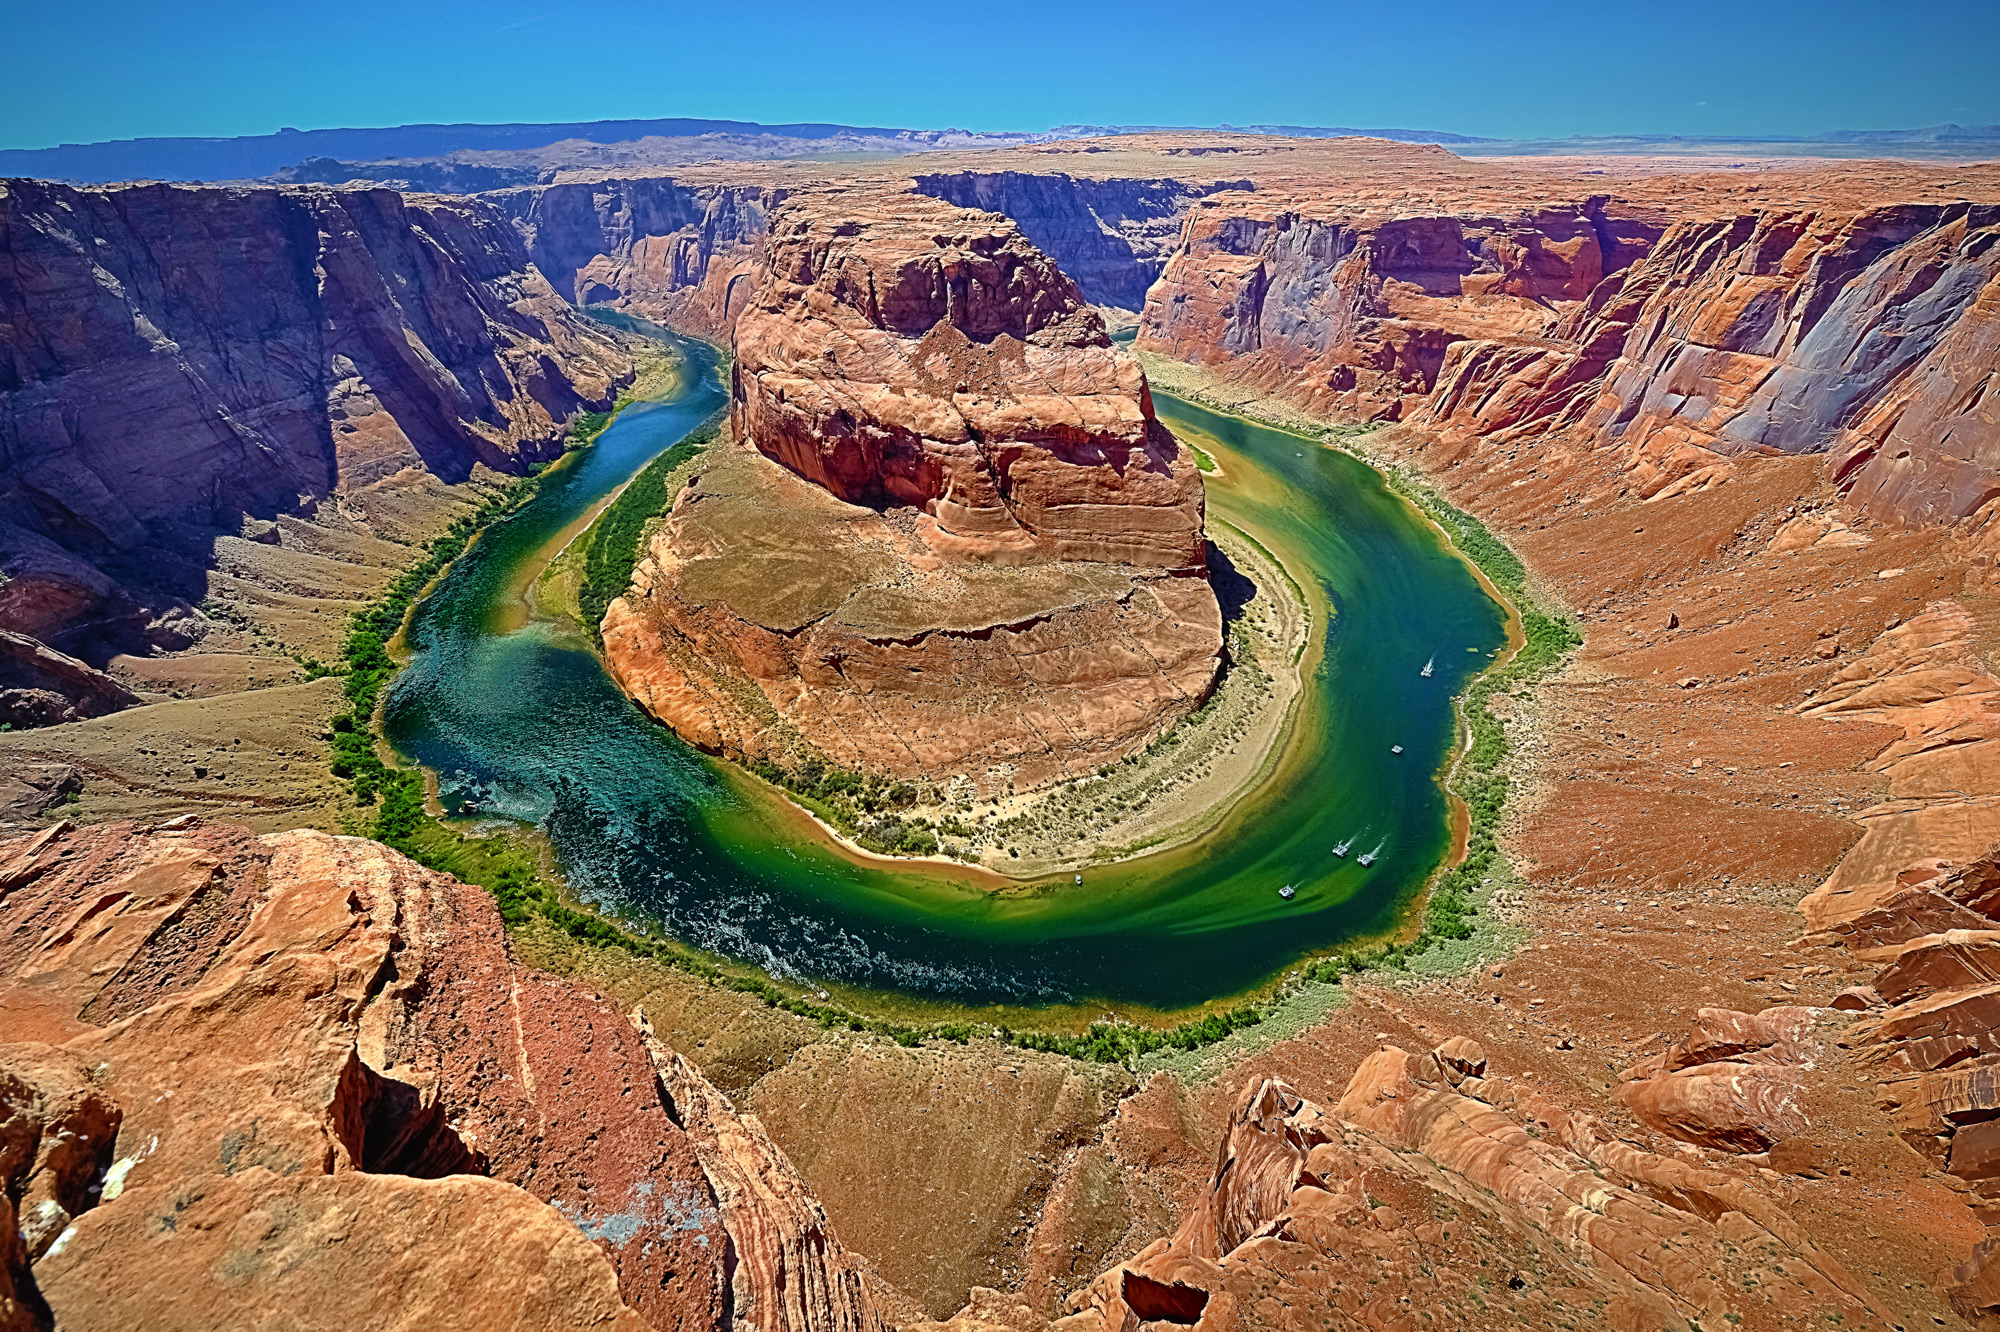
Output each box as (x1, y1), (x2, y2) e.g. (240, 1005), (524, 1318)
(7, 116), (2000, 187)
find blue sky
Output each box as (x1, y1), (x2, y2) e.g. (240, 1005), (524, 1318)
(4, 0), (1996, 149)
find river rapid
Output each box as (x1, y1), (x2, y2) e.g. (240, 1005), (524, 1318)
(381, 328), (1508, 1015)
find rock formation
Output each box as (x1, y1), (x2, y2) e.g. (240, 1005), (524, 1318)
(0, 632), (136, 729)
(487, 176), (783, 340)
(0, 819), (884, 1332)
(0, 178), (635, 714)
(1615, 1006), (1816, 1152)
(1057, 1062), (1883, 1332)
(1114, 145), (2000, 528)
(910, 173), (1252, 311)
(602, 192), (1220, 790)
(1141, 190), (1666, 422)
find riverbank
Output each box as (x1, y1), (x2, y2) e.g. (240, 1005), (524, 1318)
(1105, 351), (1582, 1077)
(740, 518), (1313, 882)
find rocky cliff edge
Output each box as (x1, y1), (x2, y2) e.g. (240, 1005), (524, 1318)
(0, 818), (885, 1332)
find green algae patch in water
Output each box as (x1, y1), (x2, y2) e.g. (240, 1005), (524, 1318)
(379, 333), (1509, 1014)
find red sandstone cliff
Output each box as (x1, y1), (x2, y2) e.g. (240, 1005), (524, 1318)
(1126, 156), (2000, 528)
(1138, 190), (1666, 422)
(909, 172), (1252, 312)
(486, 176), (782, 340)
(0, 818), (886, 1332)
(601, 192), (1220, 790)
(0, 178), (635, 716)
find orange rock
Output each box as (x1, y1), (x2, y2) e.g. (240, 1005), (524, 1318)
(1615, 1006), (1816, 1152)
(604, 192), (1222, 789)
(0, 819), (881, 1332)
(1061, 1044), (1885, 1332)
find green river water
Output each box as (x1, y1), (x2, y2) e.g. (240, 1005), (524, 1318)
(381, 330), (1509, 1015)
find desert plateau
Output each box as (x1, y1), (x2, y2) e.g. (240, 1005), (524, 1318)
(5, 11), (2000, 1331)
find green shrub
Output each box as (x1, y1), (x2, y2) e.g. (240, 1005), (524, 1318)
(577, 426), (718, 641)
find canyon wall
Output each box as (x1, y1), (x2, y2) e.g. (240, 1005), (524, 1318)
(910, 172), (1251, 311)
(1135, 190), (1668, 420)
(0, 818), (886, 1332)
(486, 176), (784, 340)
(0, 178), (634, 703)
(602, 191), (1221, 790)
(1135, 182), (2000, 526)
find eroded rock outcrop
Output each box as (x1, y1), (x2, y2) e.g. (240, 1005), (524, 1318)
(603, 193), (1220, 790)
(1054, 1056), (1883, 1332)
(1615, 1006), (1817, 1152)
(0, 632), (136, 729)
(0, 819), (882, 1332)
(487, 176), (782, 339)
(0, 178), (635, 708)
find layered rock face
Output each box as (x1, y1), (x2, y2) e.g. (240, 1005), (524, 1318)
(1141, 191), (1666, 421)
(0, 819), (883, 1332)
(0, 178), (633, 696)
(1129, 153), (2000, 527)
(1421, 202), (2000, 516)
(486, 176), (783, 340)
(1057, 1065), (1883, 1332)
(604, 193), (1220, 790)
(911, 172), (1252, 311)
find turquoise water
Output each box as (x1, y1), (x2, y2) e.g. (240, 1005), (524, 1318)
(381, 331), (1508, 1012)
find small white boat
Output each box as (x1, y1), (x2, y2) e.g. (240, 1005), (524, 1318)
(1357, 842), (1383, 867)
(1074, 874), (1082, 884)
(1278, 883), (1297, 899)
(1420, 656), (1434, 678)
(1390, 744), (1404, 755)
(1331, 838), (1352, 857)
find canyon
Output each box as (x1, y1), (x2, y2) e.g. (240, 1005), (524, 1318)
(0, 177), (637, 732)
(4, 130), (2000, 1332)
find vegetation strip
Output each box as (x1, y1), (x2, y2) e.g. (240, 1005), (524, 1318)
(576, 424), (719, 643)
(322, 381), (1576, 1068)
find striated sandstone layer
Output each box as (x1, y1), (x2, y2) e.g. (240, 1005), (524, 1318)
(0, 819), (883, 1332)
(0, 178), (634, 711)
(487, 176), (783, 340)
(1056, 1063), (1885, 1332)
(909, 172), (1252, 311)
(603, 193), (1220, 789)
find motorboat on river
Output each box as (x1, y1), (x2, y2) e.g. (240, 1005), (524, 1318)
(1357, 842), (1383, 867)
(1421, 656), (1434, 677)
(1331, 838), (1352, 857)
(1278, 883), (1297, 900)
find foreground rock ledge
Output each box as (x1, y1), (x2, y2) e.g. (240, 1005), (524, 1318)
(602, 192), (1222, 793)
(0, 819), (884, 1332)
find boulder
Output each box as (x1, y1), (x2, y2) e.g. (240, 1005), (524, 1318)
(0, 633), (137, 729)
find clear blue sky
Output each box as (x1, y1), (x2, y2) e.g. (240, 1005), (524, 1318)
(5, 0), (1996, 149)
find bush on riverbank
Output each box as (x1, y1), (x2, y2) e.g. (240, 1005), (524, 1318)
(576, 425), (718, 642)
(1369, 470), (1578, 964)
(325, 406), (624, 835)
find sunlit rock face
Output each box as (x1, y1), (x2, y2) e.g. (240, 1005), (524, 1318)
(603, 190), (1221, 791)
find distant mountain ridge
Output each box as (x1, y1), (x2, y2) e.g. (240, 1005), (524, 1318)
(0, 116), (1044, 184)
(4, 116), (1997, 185)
